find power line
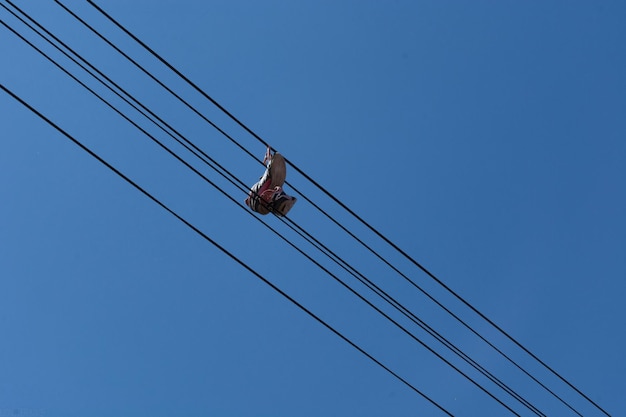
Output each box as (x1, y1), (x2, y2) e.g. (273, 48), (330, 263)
(3, 1), (608, 415)
(55, 0), (608, 415)
(1, 82), (456, 417)
(67, 1), (607, 415)
(29, 0), (608, 414)
(0, 10), (537, 415)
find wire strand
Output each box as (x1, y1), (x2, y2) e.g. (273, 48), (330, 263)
(75, 1), (607, 415)
(0, 12), (535, 415)
(79, 0), (610, 417)
(35, 0), (607, 414)
(5, 1), (612, 414)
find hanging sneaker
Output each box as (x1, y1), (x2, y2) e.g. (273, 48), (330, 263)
(245, 147), (294, 216)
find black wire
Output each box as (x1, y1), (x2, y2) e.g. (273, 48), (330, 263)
(81, 2), (612, 416)
(0, 82), (457, 417)
(33, 0), (604, 414)
(61, 0), (606, 415)
(0, 12), (534, 415)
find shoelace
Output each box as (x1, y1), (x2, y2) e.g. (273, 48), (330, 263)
(260, 186), (282, 202)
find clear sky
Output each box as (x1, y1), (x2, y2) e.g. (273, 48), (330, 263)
(1, 1), (624, 416)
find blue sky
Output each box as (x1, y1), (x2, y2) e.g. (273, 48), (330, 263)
(1, 1), (624, 416)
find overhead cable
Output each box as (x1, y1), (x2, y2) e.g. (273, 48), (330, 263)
(0, 10), (536, 415)
(5, 1), (611, 414)
(30, 1), (604, 415)
(79, 2), (610, 416)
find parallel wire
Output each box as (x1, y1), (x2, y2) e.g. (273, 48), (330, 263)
(81, 2), (612, 416)
(67, 1), (605, 415)
(24, 0), (605, 415)
(36, 0), (609, 414)
(6, 1), (614, 415)
(0, 8), (535, 415)
(0, 82), (457, 417)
